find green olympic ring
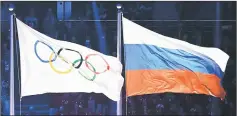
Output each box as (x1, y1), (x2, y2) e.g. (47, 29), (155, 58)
(73, 59), (97, 81)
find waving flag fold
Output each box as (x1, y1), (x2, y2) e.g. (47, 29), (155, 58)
(123, 17), (229, 99)
(16, 18), (124, 101)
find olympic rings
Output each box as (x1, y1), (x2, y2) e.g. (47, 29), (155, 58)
(85, 54), (110, 74)
(34, 40), (110, 81)
(34, 40), (57, 63)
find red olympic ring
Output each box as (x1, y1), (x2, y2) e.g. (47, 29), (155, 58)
(85, 54), (110, 74)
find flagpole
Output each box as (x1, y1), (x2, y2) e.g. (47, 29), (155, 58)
(116, 4), (122, 115)
(10, 14), (15, 115)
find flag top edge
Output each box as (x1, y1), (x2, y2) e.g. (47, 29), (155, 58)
(122, 17), (229, 72)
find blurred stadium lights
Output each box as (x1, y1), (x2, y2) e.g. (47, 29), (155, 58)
(222, 25), (232, 30)
(116, 4), (122, 9)
(8, 4), (14, 11)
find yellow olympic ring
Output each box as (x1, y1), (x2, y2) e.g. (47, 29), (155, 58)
(49, 53), (73, 74)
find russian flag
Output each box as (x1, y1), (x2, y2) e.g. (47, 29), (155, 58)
(122, 17), (229, 99)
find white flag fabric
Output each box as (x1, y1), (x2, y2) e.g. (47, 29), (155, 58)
(16, 18), (124, 101)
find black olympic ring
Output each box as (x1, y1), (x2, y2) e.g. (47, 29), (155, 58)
(57, 48), (83, 69)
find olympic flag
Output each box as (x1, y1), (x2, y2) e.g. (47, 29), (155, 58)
(123, 17), (229, 99)
(16, 18), (124, 101)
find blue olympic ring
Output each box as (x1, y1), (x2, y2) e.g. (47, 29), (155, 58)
(34, 40), (57, 63)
